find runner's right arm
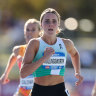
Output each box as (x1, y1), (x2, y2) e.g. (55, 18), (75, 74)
(0, 46), (20, 84)
(20, 39), (54, 78)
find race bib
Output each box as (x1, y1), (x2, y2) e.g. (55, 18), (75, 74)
(43, 52), (66, 69)
(20, 75), (34, 87)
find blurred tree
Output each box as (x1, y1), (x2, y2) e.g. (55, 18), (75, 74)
(0, 0), (48, 19)
(0, 0), (96, 37)
(0, 0), (96, 21)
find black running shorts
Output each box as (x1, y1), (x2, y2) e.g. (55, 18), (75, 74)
(31, 82), (70, 96)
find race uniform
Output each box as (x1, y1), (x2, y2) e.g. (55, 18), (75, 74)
(14, 45), (34, 96)
(31, 37), (70, 96)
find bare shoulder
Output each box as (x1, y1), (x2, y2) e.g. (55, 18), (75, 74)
(61, 38), (74, 52)
(28, 38), (39, 48)
(23, 38), (40, 63)
(26, 38), (40, 55)
(12, 45), (21, 56)
(62, 38), (74, 48)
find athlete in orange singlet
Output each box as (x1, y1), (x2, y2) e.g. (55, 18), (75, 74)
(0, 19), (41, 96)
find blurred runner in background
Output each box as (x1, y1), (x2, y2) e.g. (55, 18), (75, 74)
(0, 18), (41, 96)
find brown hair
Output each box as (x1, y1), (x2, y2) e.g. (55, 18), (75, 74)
(40, 8), (60, 25)
(40, 8), (61, 34)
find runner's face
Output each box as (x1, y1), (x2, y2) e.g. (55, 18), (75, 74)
(41, 13), (59, 36)
(25, 23), (39, 43)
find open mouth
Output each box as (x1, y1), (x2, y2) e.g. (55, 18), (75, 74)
(48, 29), (53, 31)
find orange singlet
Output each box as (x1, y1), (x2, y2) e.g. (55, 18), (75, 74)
(17, 45), (26, 69)
(14, 45), (34, 96)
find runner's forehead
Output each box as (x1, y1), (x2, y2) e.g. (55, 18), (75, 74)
(42, 13), (58, 21)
